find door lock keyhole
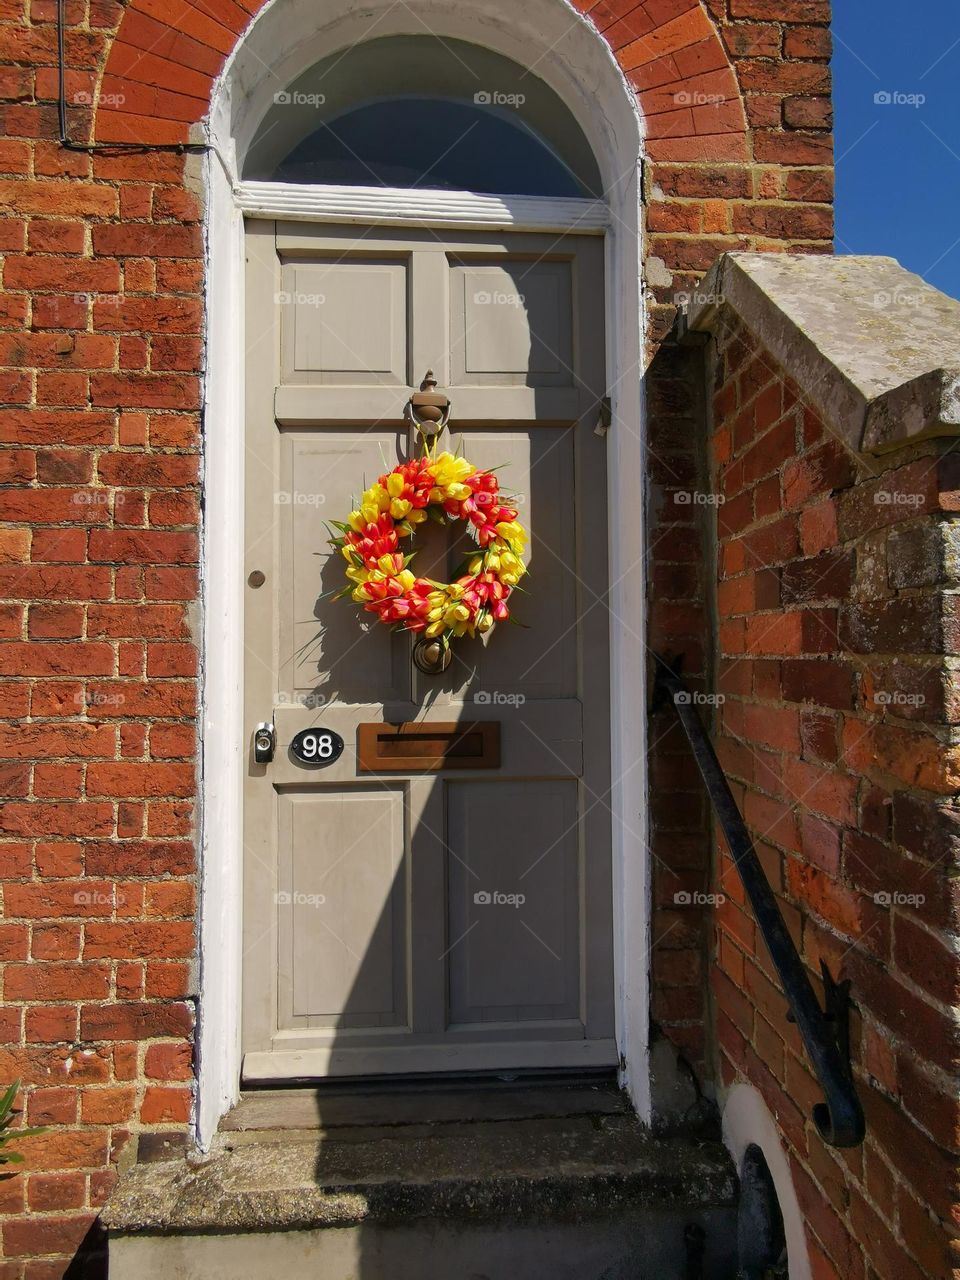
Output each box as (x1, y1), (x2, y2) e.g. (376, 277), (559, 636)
(254, 721), (276, 763)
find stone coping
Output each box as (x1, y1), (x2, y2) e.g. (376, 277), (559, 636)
(684, 252), (960, 455)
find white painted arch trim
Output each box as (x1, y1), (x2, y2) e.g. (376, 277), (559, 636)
(722, 1084), (814, 1280)
(235, 182), (610, 232)
(198, 0), (648, 1149)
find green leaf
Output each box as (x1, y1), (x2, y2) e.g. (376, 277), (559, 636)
(0, 1082), (17, 1122)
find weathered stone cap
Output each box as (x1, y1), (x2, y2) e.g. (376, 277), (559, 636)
(684, 253), (960, 454)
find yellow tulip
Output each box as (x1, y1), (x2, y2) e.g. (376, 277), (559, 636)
(390, 498), (412, 519)
(496, 521), (526, 544)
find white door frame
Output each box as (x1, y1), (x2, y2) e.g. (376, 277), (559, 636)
(196, 0), (648, 1149)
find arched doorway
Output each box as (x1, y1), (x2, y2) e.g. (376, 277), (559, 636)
(198, 0), (647, 1145)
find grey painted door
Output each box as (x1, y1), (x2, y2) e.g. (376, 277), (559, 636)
(242, 220), (615, 1079)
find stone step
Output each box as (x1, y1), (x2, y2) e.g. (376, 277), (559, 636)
(104, 1083), (738, 1280)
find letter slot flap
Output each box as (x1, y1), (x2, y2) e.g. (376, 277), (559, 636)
(357, 721), (500, 772)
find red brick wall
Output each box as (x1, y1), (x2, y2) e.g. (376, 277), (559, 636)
(0, 0), (832, 1274)
(705, 311), (960, 1279)
(639, 1), (835, 1074)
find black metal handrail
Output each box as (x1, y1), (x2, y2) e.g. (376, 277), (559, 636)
(653, 654), (866, 1149)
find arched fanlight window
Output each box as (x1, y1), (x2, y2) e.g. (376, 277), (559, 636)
(244, 36), (603, 198)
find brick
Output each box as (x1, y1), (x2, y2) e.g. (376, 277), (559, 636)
(79, 1001), (194, 1041)
(140, 1085), (192, 1123)
(87, 604), (190, 640)
(80, 1086), (136, 1124)
(144, 1041), (193, 1081)
(784, 25), (832, 59)
(799, 708), (838, 762)
(783, 757), (857, 824)
(839, 595), (944, 656)
(3, 1214), (97, 1257)
(92, 223), (202, 258)
(0, 802), (113, 837)
(88, 529), (198, 564)
(893, 792), (960, 864)
(742, 513), (799, 567)
(781, 658), (855, 709)
(744, 790), (800, 853)
(86, 762), (193, 798)
(892, 914), (960, 1007)
(783, 95), (832, 130)
(84, 921), (194, 958)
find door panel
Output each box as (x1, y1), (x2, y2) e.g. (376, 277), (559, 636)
(281, 259), (408, 386)
(243, 220), (614, 1080)
(279, 787), (407, 1028)
(281, 430), (412, 702)
(447, 780), (580, 1026)
(450, 259), (572, 383)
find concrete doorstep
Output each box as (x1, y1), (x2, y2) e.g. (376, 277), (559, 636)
(103, 1083), (739, 1279)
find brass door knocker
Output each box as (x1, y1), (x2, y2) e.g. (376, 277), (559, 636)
(405, 369), (451, 437)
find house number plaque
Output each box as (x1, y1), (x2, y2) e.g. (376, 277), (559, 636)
(290, 728), (345, 767)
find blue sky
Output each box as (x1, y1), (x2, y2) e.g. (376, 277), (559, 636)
(833, 1), (960, 299)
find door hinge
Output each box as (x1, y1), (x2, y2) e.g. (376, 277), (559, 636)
(594, 395), (612, 437)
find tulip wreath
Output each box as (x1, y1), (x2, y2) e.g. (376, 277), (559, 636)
(330, 441), (528, 646)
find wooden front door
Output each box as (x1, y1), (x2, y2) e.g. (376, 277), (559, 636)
(241, 219), (615, 1079)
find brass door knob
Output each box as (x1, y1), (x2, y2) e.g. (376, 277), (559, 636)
(413, 636), (452, 674)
